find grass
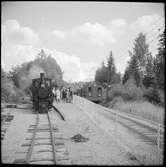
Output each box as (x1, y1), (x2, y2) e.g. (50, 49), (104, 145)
(112, 100), (164, 124)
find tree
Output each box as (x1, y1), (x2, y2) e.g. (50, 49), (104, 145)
(34, 50), (63, 86)
(95, 51), (121, 84)
(9, 49), (64, 91)
(1, 68), (19, 102)
(122, 66), (130, 85)
(133, 33), (150, 74)
(95, 61), (108, 83)
(123, 33), (151, 86)
(154, 31), (165, 90)
(113, 72), (121, 84)
(143, 53), (155, 88)
(107, 51), (116, 84)
(123, 51), (141, 86)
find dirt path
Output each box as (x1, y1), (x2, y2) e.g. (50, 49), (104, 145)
(53, 102), (140, 165)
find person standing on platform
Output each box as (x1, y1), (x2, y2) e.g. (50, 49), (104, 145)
(62, 88), (66, 103)
(66, 88), (70, 103)
(52, 87), (56, 101)
(70, 88), (73, 103)
(56, 88), (61, 103)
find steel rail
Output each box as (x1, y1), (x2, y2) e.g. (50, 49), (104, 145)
(76, 95), (164, 131)
(25, 113), (39, 164)
(47, 112), (57, 164)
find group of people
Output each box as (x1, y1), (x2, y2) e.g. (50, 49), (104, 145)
(52, 87), (73, 103)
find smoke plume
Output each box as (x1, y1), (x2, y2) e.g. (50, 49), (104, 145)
(19, 65), (45, 90)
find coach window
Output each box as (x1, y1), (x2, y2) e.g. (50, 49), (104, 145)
(88, 87), (92, 96)
(98, 87), (102, 97)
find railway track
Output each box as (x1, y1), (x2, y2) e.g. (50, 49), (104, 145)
(76, 96), (164, 152)
(14, 112), (70, 164)
(95, 106), (164, 150)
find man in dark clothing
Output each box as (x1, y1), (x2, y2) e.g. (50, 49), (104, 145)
(70, 90), (73, 103)
(62, 88), (67, 103)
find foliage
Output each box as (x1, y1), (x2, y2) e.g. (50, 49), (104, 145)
(142, 75), (155, 88)
(95, 31), (164, 107)
(2, 49), (64, 102)
(108, 96), (124, 108)
(9, 49), (63, 91)
(143, 87), (161, 105)
(95, 51), (121, 84)
(123, 33), (150, 86)
(133, 32), (150, 69)
(153, 31), (165, 90)
(142, 53), (155, 88)
(108, 83), (124, 100)
(33, 50), (63, 86)
(123, 77), (143, 101)
(9, 61), (33, 89)
(108, 78), (143, 102)
(95, 62), (108, 83)
(1, 68), (25, 102)
(122, 53), (141, 86)
(113, 72), (121, 84)
(107, 51), (116, 84)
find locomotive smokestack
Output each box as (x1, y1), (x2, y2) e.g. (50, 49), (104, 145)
(40, 73), (45, 83)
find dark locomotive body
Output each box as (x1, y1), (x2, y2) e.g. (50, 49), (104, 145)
(77, 82), (107, 103)
(31, 73), (53, 113)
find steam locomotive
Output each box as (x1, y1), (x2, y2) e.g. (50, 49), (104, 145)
(31, 73), (54, 113)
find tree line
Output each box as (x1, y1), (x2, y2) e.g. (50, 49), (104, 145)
(94, 31), (165, 105)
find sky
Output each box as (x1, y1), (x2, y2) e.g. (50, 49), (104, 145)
(1, 2), (165, 82)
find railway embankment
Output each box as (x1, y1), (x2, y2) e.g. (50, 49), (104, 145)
(73, 95), (164, 165)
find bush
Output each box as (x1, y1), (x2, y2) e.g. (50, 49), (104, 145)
(1, 73), (25, 103)
(122, 86), (143, 101)
(158, 90), (165, 106)
(123, 77), (143, 101)
(108, 84), (124, 100)
(143, 87), (161, 104)
(108, 80), (143, 102)
(108, 96), (124, 108)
